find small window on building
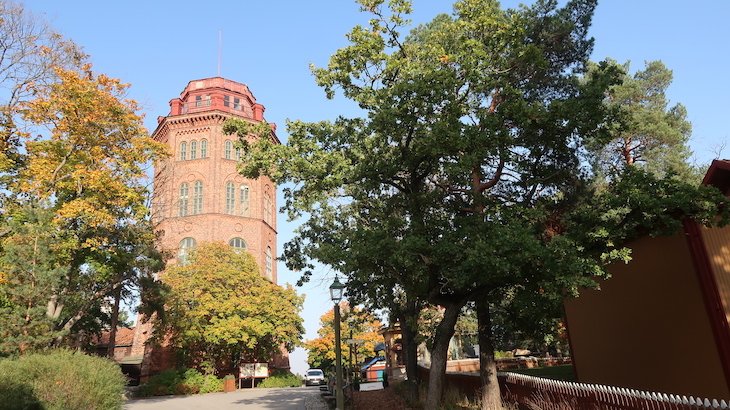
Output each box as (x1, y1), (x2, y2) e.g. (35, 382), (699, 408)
(178, 237), (196, 265)
(180, 141), (187, 160)
(229, 237), (247, 253)
(179, 183), (189, 216)
(190, 140), (198, 160)
(224, 95), (230, 107)
(265, 246), (273, 280)
(263, 189), (273, 225)
(234, 97), (241, 111)
(225, 140), (232, 159)
(240, 184), (250, 216)
(235, 147), (242, 161)
(225, 182), (235, 214)
(200, 139), (208, 158)
(193, 181), (203, 214)
(195, 95), (202, 107)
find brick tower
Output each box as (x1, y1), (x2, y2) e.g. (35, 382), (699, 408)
(150, 77), (278, 280)
(131, 77), (285, 379)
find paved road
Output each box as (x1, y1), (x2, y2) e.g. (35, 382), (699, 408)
(124, 386), (328, 410)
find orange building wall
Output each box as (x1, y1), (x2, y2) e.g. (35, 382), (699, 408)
(564, 232), (729, 399)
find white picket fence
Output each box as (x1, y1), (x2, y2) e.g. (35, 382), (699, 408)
(499, 372), (729, 409)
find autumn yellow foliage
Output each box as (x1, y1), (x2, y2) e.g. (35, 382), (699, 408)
(17, 66), (167, 248)
(304, 302), (383, 370)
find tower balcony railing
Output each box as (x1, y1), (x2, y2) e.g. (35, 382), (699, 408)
(178, 96), (251, 117)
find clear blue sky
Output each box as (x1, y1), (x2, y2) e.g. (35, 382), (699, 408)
(24, 0), (729, 375)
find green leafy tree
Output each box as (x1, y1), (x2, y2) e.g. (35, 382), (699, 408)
(587, 60), (697, 182)
(304, 302), (382, 370)
(226, 1), (728, 408)
(228, 1), (610, 406)
(159, 243), (305, 375)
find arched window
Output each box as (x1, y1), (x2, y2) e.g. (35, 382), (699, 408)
(200, 139), (208, 158)
(263, 189), (273, 225)
(190, 140), (198, 160)
(265, 246), (273, 280)
(178, 237), (196, 264)
(179, 141), (187, 160)
(229, 237), (247, 253)
(179, 183), (189, 216)
(225, 182), (235, 214)
(240, 184), (250, 216)
(193, 181), (203, 214)
(235, 147), (242, 161)
(225, 140), (232, 159)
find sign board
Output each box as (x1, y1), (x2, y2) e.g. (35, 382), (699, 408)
(239, 363), (269, 378)
(359, 381), (384, 391)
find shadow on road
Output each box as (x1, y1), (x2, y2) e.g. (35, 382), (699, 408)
(234, 387), (313, 409)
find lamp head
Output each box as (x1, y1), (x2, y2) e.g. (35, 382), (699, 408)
(329, 275), (345, 303)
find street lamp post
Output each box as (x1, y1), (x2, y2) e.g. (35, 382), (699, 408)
(329, 276), (346, 410)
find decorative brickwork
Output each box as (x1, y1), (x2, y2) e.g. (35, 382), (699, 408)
(150, 77), (278, 281)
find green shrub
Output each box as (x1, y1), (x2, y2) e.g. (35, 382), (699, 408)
(257, 369), (302, 388)
(138, 368), (223, 397)
(138, 369), (182, 396)
(199, 374), (223, 393)
(0, 349), (126, 410)
(180, 368), (204, 394)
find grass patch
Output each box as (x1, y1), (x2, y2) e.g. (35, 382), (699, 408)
(508, 364), (575, 381)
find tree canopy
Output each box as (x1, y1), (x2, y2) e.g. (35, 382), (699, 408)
(0, 0), (84, 181)
(158, 243), (305, 375)
(587, 59), (697, 182)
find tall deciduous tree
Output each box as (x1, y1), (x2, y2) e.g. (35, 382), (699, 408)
(227, 1), (728, 408)
(159, 243), (304, 375)
(0, 64), (166, 353)
(305, 302), (382, 370)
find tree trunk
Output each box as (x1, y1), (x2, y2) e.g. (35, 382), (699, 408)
(398, 300), (420, 404)
(477, 298), (503, 410)
(107, 285), (122, 358)
(424, 302), (462, 410)
(400, 300), (419, 383)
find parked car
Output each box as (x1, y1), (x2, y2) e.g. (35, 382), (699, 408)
(304, 369), (326, 386)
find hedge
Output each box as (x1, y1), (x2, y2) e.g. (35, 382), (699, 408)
(138, 368), (222, 397)
(0, 349), (126, 410)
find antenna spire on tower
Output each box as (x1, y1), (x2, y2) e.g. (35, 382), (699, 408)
(217, 30), (222, 77)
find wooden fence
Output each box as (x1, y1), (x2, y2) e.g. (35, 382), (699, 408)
(499, 372), (730, 409)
